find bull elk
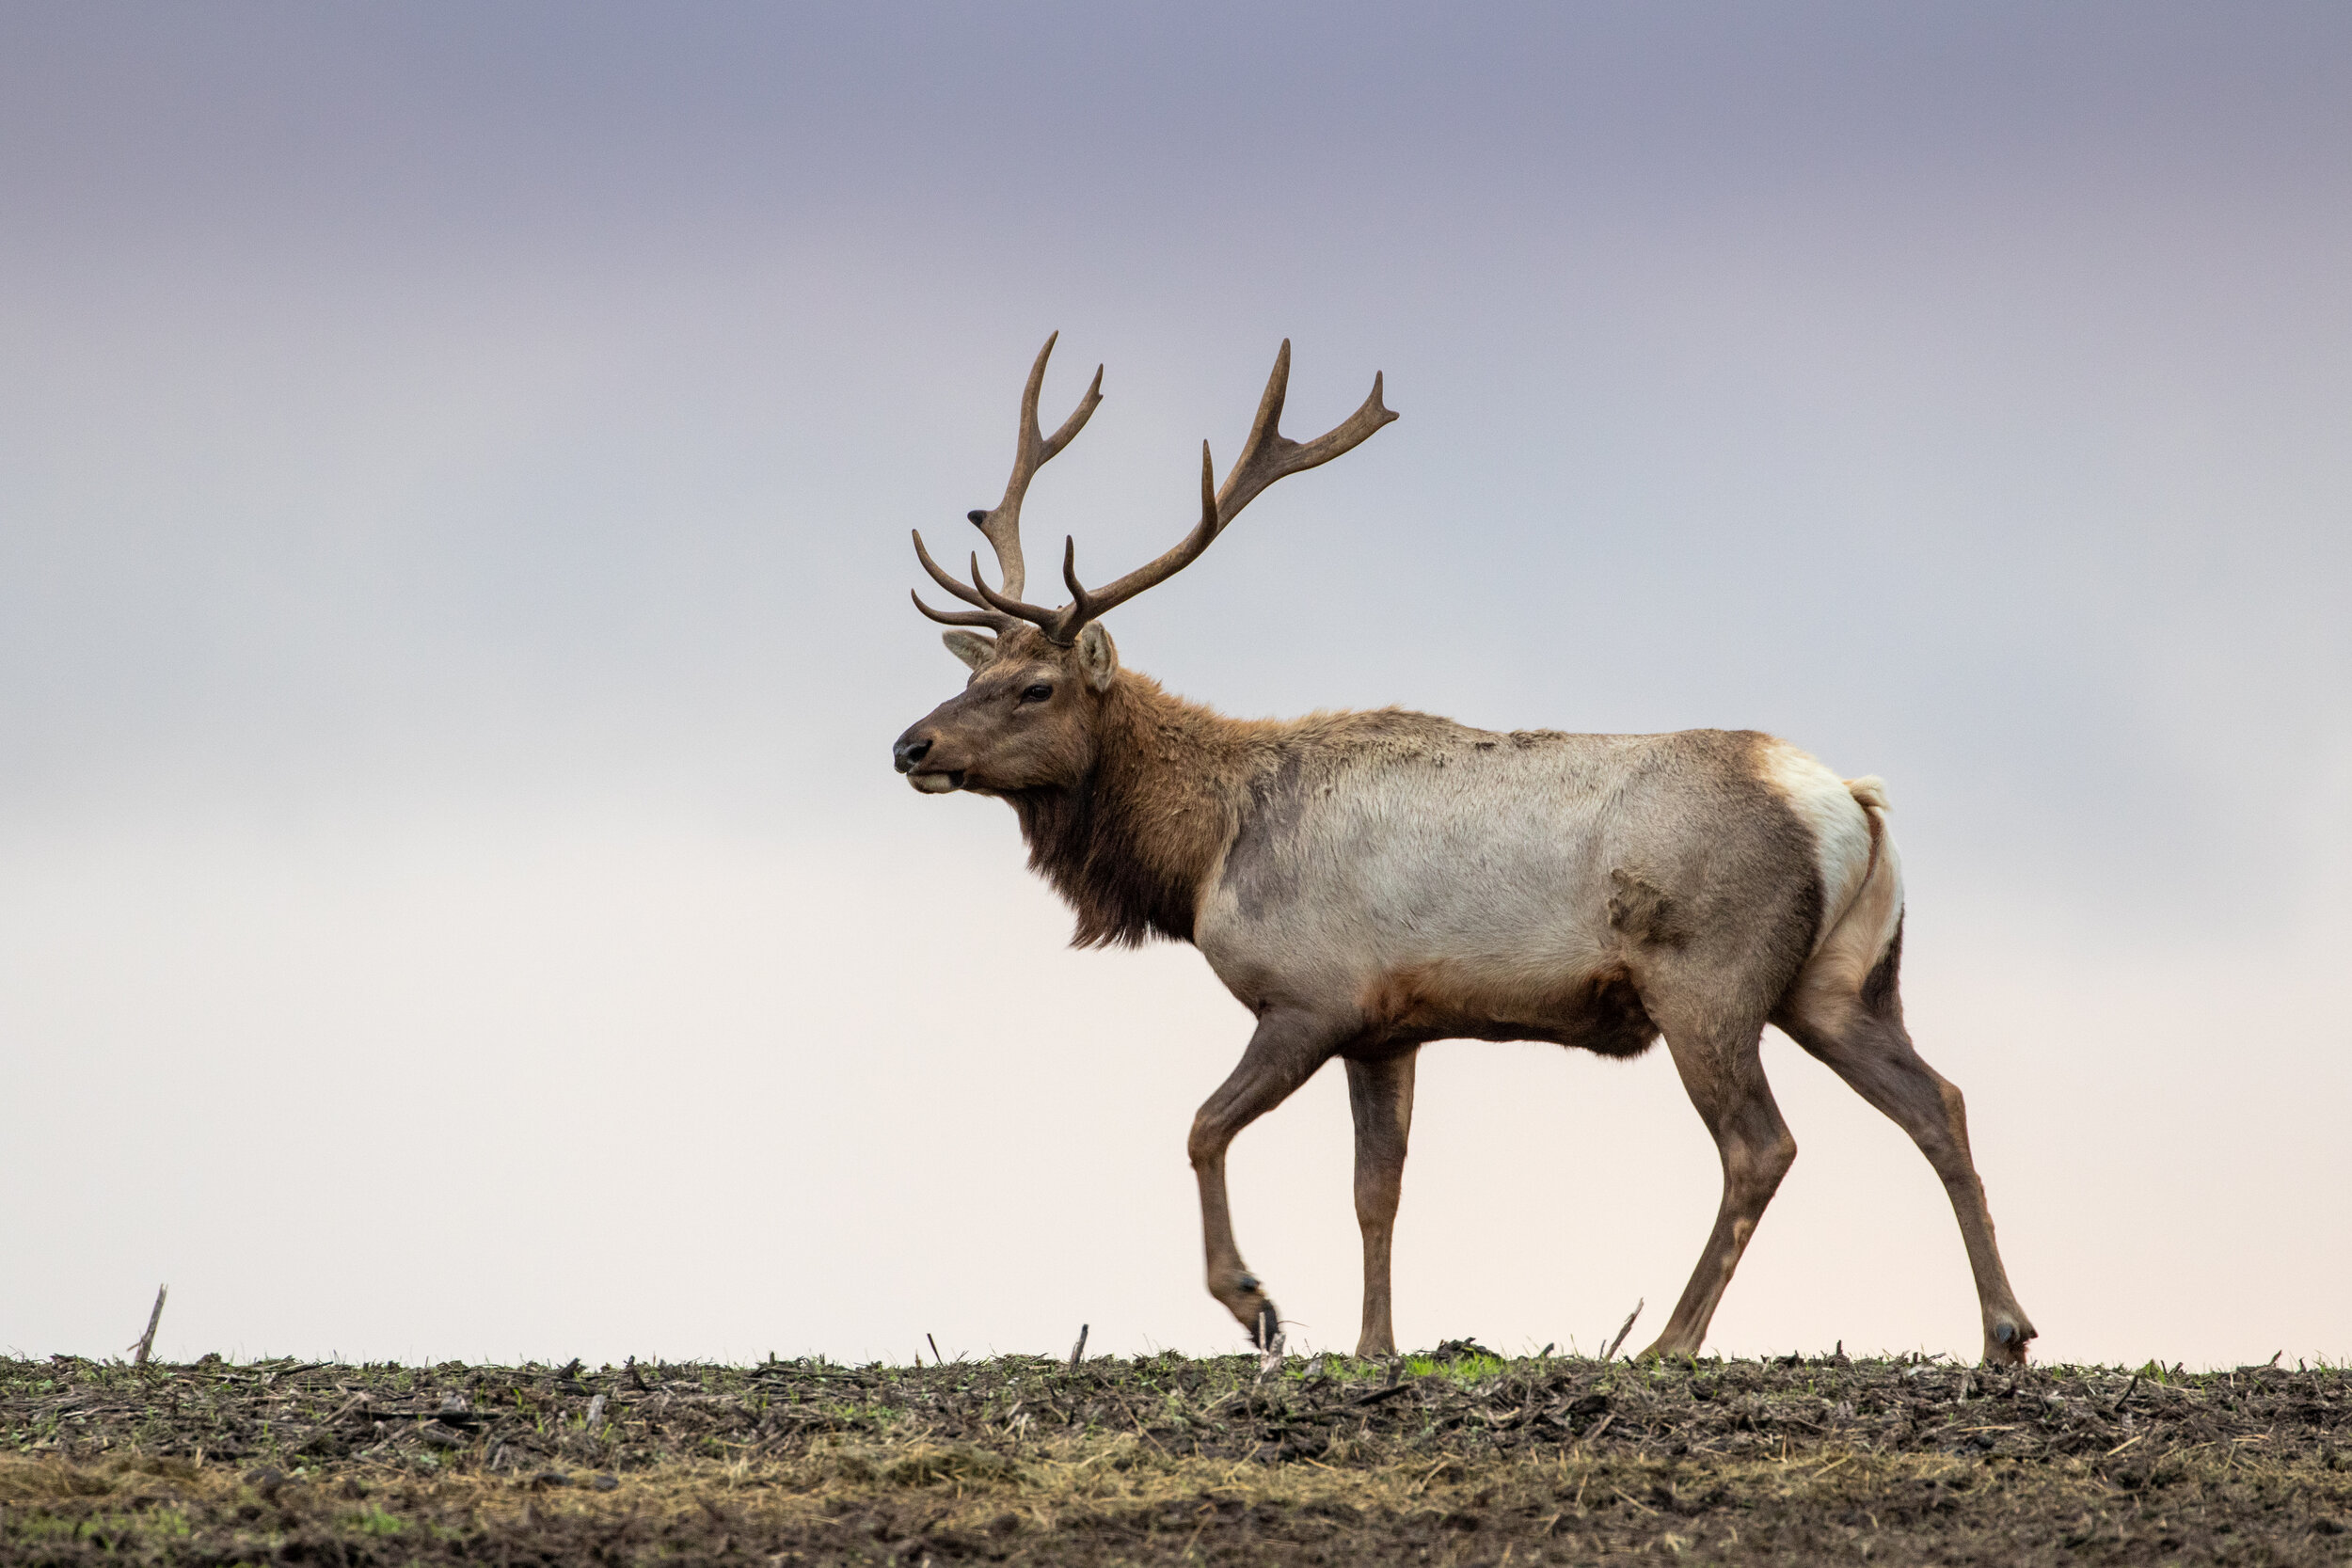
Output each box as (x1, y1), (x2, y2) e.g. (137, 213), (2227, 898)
(891, 335), (2038, 1366)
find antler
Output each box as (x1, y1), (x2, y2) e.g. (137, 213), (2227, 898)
(913, 338), (1394, 645)
(1065, 341), (1394, 634)
(910, 332), (1103, 635)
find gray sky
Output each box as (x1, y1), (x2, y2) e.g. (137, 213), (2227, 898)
(3, 3), (2347, 1369)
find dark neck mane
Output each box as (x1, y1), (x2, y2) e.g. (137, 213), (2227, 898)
(1008, 676), (1237, 949)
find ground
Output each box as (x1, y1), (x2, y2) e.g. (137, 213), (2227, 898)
(4, 1347), (2347, 1564)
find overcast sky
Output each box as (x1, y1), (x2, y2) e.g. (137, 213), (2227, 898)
(3, 3), (2347, 1370)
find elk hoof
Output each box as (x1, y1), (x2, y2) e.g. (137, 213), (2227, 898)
(1984, 1319), (2037, 1366)
(1215, 1273), (1277, 1345)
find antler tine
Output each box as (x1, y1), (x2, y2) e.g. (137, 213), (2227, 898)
(910, 589), (1013, 631)
(1039, 356), (1106, 462)
(1056, 535), (1096, 636)
(967, 332), (1105, 601)
(912, 529), (996, 611)
(965, 550), (1068, 634)
(1212, 340), (1397, 530)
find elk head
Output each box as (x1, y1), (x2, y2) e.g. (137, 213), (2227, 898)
(892, 334), (1396, 796)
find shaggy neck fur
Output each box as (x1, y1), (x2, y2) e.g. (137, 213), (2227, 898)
(1008, 673), (1243, 949)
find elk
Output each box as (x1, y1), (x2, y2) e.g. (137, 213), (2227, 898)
(892, 334), (2038, 1366)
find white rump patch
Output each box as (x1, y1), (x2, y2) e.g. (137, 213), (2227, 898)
(1756, 740), (1880, 952)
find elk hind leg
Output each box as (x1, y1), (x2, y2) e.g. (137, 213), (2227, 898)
(1642, 1018), (1798, 1359)
(1779, 980), (2037, 1366)
(1188, 1007), (1353, 1350)
(1344, 1050), (1417, 1359)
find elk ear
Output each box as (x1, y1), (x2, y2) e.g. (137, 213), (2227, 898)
(941, 629), (996, 671)
(1075, 621), (1119, 691)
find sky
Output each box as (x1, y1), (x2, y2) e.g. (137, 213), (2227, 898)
(2, 2), (2347, 1371)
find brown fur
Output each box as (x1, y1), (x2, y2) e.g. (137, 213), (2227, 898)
(1606, 867), (1687, 948)
(1861, 911), (1905, 1021)
(1355, 960), (1659, 1057)
(1011, 676), (1241, 948)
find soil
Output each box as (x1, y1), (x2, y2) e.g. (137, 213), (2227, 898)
(4, 1347), (2347, 1564)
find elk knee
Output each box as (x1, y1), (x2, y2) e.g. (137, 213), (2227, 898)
(1729, 1132), (1797, 1196)
(1186, 1112), (1225, 1169)
(1909, 1075), (1974, 1164)
(1935, 1077), (1968, 1134)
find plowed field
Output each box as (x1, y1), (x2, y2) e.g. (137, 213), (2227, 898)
(5, 1349), (2346, 1563)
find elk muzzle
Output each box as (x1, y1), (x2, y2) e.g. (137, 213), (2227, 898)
(892, 726), (962, 793)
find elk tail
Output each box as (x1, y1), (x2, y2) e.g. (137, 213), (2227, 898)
(1783, 769), (1907, 1027)
(1830, 774), (1904, 1019)
(1841, 774), (1893, 910)
(1844, 775), (1891, 815)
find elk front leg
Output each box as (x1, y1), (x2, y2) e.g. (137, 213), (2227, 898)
(1643, 1020), (1798, 1359)
(1188, 1007), (1351, 1350)
(1345, 1051), (1417, 1359)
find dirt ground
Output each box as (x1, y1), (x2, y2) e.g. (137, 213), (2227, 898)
(4, 1347), (2346, 1564)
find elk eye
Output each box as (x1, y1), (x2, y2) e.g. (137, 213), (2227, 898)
(1020, 683), (1054, 705)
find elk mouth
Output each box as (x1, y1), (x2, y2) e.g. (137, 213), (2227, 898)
(908, 769), (964, 795)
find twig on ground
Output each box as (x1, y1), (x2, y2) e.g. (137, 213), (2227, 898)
(1068, 1324), (1089, 1370)
(1601, 1300), (1644, 1362)
(128, 1285), (167, 1367)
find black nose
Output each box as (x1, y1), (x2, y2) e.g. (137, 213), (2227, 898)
(893, 735), (931, 774)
